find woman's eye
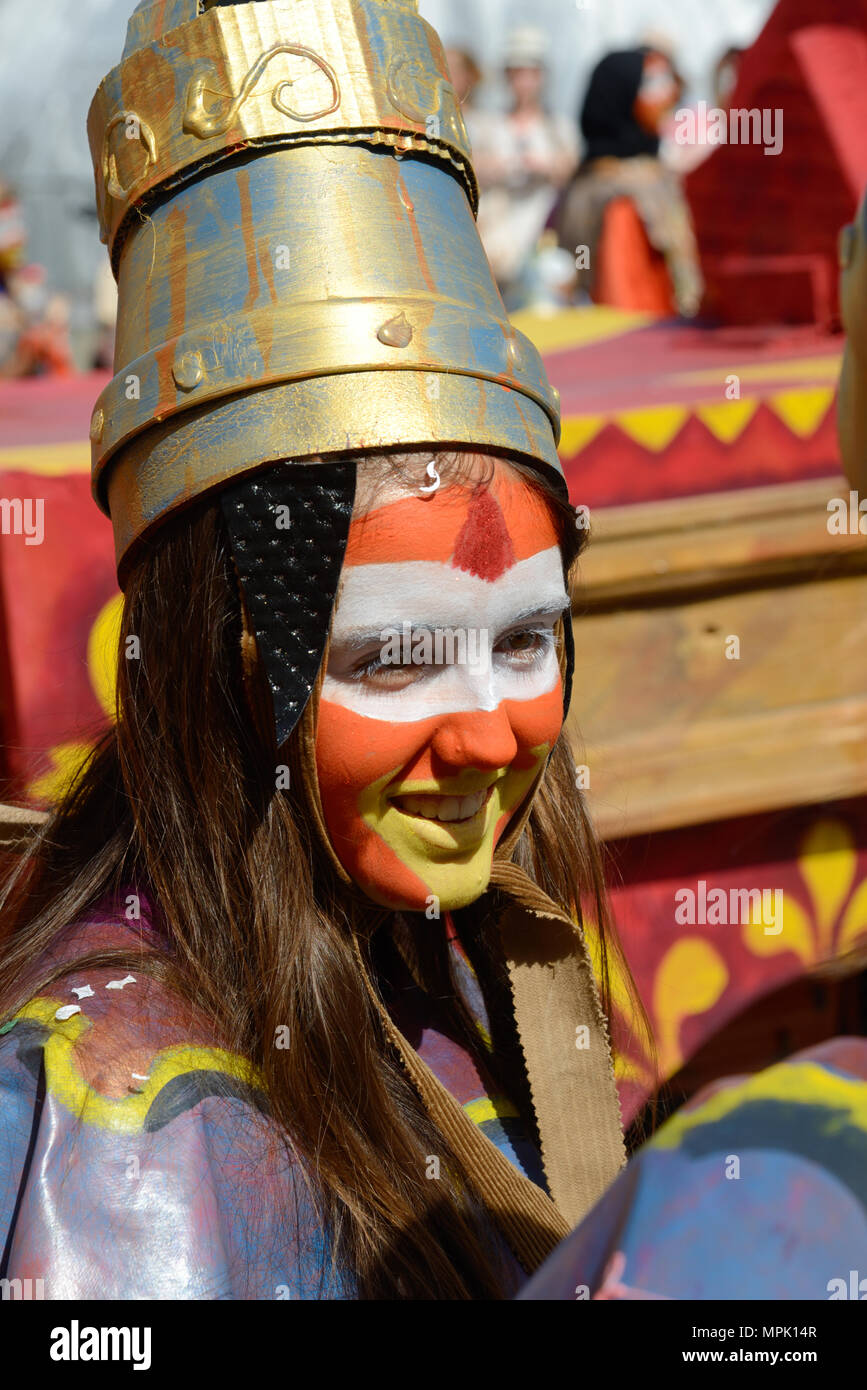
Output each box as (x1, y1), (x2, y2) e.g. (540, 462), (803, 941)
(495, 629), (552, 662)
(350, 654), (423, 690)
(340, 625), (557, 686)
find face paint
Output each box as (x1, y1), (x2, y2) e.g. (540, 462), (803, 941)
(314, 464), (569, 912)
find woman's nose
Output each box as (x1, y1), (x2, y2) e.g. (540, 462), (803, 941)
(427, 706), (519, 773)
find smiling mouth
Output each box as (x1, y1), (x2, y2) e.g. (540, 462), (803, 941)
(390, 786), (494, 824)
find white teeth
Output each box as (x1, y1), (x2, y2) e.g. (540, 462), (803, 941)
(394, 789), (488, 822)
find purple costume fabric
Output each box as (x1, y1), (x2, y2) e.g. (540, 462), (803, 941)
(519, 1036), (867, 1300)
(0, 901), (544, 1299)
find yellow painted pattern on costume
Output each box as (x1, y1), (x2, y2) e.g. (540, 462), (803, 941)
(473, 1019), (493, 1053)
(463, 1096), (521, 1126)
(652, 1060), (867, 1151)
(14, 996), (262, 1134)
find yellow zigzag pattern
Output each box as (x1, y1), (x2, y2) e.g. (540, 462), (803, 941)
(556, 388), (835, 457)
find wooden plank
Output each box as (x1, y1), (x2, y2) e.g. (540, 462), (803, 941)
(577, 475), (867, 605)
(570, 544), (867, 838)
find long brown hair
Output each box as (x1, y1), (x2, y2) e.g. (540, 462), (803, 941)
(0, 450), (651, 1298)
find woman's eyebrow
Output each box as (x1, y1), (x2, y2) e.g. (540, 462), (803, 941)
(332, 595), (571, 648)
(497, 597), (571, 627)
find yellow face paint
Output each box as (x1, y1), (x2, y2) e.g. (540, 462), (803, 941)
(356, 746), (551, 910)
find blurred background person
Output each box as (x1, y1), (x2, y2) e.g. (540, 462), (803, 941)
(555, 47), (704, 317)
(470, 25), (580, 309)
(0, 180), (73, 376)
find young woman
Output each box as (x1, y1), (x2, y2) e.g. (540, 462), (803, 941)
(0, 0), (644, 1299)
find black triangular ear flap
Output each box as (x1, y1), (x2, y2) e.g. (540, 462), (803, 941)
(219, 462), (357, 748)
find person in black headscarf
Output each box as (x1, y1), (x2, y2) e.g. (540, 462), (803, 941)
(582, 49), (663, 163)
(555, 48), (703, 316)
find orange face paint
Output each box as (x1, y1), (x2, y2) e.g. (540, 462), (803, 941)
(315, 465), (568, 912)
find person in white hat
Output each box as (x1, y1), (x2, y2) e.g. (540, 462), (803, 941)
(469, 26), (579, 307)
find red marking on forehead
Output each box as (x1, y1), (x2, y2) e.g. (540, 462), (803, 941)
(451, 487), (515, 582)
(343, 468), (561, 567)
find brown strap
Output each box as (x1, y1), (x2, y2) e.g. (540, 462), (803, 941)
(348, 931), (572, 1272)
(491, 860), (627, 1227)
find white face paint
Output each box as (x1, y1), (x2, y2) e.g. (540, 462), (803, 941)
(323, 548), (570, 721)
